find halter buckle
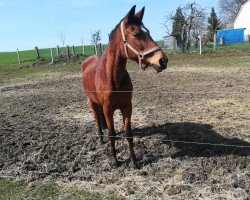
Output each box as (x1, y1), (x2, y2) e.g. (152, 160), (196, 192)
(138, 53), (144, 59)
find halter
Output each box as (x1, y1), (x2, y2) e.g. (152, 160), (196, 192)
(120, 21), (161, 70)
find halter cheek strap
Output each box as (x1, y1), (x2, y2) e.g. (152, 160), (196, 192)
(120, 21), (161, 70)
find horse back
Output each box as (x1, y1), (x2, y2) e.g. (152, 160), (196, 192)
(81, 55), (97, 73)
(82, 54), (107, 104)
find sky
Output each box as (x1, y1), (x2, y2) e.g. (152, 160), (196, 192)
(0, 0), (219, 52)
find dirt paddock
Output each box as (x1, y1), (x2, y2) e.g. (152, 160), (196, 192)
(0, 64), (249, 199)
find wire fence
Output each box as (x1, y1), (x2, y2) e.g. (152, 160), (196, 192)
(1, 87), (250, 95)
(1, 127), (249, 149)
(101, 135), (250, 149)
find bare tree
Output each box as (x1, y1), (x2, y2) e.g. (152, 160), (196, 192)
(219, 0), (247, 27)
(164, 1), (206, 51)
(57, 30), (66, 47)
(184, 2), (206, 50)
(91, 30), (101, 46)
(192, 16), (207, 48)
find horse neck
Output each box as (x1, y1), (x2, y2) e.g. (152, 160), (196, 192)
(106, 28), (128, 88)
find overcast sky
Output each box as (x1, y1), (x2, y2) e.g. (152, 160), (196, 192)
(0, 0), (218, 52)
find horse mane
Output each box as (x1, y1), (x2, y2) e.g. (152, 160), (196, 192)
(108, 17), (143, 42)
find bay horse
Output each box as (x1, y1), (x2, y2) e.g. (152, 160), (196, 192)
(82, 5), (168, 167)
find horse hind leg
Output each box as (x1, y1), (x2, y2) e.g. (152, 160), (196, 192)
(97, 105), (108, 130)
(88, 100), (106, 144)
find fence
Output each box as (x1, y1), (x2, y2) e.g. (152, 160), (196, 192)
(163, 34), (250, 55)
(14, 43), (106, 64)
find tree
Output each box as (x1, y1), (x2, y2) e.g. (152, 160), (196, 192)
(165, 2), (206, 51)
(57, 30), (66, 47)
(184, 2), (206, 51)
(91, 30), (101, 46)
(207, 7), (223, 41)
(192, 16), (207, 48)
(171, 7), (187, 51)
(219, 0), (247, 27)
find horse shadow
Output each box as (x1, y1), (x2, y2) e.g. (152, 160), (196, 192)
(132, 122), (250, 159)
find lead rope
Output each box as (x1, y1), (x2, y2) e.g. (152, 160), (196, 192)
(120, 21), (161, 70)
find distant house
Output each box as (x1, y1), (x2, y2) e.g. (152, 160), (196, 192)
(234, 0), (250, 41)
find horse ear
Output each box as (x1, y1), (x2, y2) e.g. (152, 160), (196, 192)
(135, 6), (145, 21)
(124, 5), (136, 24)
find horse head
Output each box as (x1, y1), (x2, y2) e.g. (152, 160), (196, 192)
(121, 5), (168, 72)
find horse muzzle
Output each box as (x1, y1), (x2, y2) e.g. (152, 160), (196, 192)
(159, 57), (168, 69)
(150, 57), (168, 73)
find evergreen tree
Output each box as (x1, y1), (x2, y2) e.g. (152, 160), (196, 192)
(171, 7), (187, 51)
(208, 7), (223, 41)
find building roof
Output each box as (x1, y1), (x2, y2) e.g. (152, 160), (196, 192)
(234, 0), (250, 24)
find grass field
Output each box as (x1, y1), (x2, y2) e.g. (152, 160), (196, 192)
(0, 42), (249, 67)
(0, 179), (123, 200)
(0, 42), (249, 199)
(1, 42), (249, 84)
(0, 45), (104, 66)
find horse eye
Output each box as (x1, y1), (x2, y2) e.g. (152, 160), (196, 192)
(134, 32), (141, 38)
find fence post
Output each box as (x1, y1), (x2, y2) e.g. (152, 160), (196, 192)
(82, 45), (85, 56)
(94, 44), (97, 54)
(16, 49), (21, 63)
(173, 37), (177, 54)
(50, 48), (54, 64)
(35, 46), (40, 59)
(56, 46), (60, 56)
(66, 45), (70, 59)
(72, 45), (75, 56)
(213, 33), (216, 51)
(199, 35), (202, 55)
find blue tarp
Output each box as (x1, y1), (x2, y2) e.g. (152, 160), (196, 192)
(216, 28), (245, 44)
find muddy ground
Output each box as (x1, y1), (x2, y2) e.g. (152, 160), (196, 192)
(0, 64), (250, 199)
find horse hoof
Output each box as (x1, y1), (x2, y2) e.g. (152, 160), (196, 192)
(108, 158), (120, 168)
(99, 140), (104, 145)
(130, 161), (139, 169)
(124, 158), (139, 169)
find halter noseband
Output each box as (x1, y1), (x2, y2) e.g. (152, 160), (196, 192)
(120, 21), (161, 70)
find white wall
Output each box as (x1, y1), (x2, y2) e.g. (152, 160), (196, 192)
(234, 0), (250, 41)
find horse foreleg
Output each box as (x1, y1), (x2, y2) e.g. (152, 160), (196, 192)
(121, 104), (137, 168)
(103, 105), (118, 166)
(88, 99), (105, 144)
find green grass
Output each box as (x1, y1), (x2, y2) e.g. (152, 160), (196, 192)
(0, 179), (124, 200)
(1, 42), (249, 67)
(0, 58), (83, 85)
(206, 41), (250, 51)
(164, 41), (250, 54)
(1, 42), (250, 84)
(164, 42), (250, 68)
(0, 45), (106, 66)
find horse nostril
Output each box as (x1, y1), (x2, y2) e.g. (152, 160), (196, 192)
(159, 58), (168, 69)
